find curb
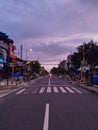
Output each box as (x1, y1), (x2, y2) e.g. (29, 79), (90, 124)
(0, 76), (44, 99)
(78, 83), (98, 95)
(0, 82), (25, 90)
(0, 84), (25, 99)
(67, 79), (98, 95)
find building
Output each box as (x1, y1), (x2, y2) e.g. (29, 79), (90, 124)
(0, 32), (16, 79)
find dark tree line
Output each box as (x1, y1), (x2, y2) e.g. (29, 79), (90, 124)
(50, 40), (98, 75)
(50, 67), (66, 75)
(71, 40), (98, 69)
(30, 61), (41, 74)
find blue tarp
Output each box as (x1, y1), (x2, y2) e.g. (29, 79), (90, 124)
(13, 73), (20, 78)
(92, 76), (98, 83)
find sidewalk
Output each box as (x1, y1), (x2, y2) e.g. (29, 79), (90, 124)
(0, 78), (27, 98)
(0, 76), (43, 99)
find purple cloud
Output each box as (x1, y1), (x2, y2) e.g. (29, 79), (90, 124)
(0, 0), (98, 70)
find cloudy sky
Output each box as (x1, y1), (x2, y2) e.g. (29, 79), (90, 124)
(0, 0), (98, 71)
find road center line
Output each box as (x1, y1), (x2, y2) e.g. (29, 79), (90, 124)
(16, 89), (26, 95)
(48, 78), (50, 86)
(43, 103), (49, 130)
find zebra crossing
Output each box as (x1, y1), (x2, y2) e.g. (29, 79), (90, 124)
(38, 86), (87, 94)
(16, 86), (89, 95)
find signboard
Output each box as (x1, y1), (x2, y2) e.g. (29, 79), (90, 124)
(9, 43), (16, 59)
(0, 41), (8, 50)
(0, 55), (4, 70)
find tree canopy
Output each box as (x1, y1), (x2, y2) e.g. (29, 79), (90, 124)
(71, 40), (98, 69)
(30, 61), (41, 74)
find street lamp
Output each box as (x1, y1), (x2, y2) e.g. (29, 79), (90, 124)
(26, 48), (32, 61)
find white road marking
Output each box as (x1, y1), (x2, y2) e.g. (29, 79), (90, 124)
(65, 87), (75, 93)
(43, 103), (49, 130)
(38, 86), (84, 94)
(59, 87), (67, 93)
(16, 89), (26, 95)
(39, 87), (45, 93)
(78, 88), (89, 94)
(48, 78), (50, 86)
(53, 87), (59, 93)
(71, 87), (82, 93)
(47, 87), (51, 93)
(0, 93), (9, 98)
(40, 85), (71, 87)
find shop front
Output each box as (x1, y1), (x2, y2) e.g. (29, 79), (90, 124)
(0, 41), (8, 79)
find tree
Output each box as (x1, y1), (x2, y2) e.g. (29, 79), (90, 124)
(30, 61), (41, 74)
(71, 40), (98, 69)
(50, 67), (58, 74)
(50, 66), (66, 75)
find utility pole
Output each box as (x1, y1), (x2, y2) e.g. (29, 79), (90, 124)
(81, 44), (86, 83)
(26, 48), (32, 61)
(12, 58), (14, 83)
(83, 45), (85, 66)
(26, 50), (27, 61)
(20, 44), (23, 60)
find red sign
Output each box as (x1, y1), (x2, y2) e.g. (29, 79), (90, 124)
(9, 43), (16, 59)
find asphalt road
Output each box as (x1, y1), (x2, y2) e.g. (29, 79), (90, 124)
(0, 75), (98, 130)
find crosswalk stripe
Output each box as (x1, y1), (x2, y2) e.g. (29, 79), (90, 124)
(78, 88), (89, 94)
(53, 87), (59, 93)
(59, 87), (67, 93)
(38, 86), (83, 94)
(47, 87), (51, 93)
(65, 87), (75, 93)
(71, 87), (82, 93)
(39, 87), (45, 93)
(16, 89), (26, 95)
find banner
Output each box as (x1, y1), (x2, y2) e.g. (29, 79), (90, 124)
(9, 43), (16, 59)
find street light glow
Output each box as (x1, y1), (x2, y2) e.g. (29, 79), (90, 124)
(29, 48), (32, 52)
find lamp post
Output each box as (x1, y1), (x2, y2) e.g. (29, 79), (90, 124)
(26, 50), (27, 61)
(26, 48), (32, 61)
